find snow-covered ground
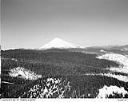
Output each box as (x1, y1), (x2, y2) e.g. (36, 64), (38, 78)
(11, 58), (18, 61)
(2, 81), (14, 84)
(20, 76), (128, 98)
(97, 53), (128, 74)
(9, 67), (42, 80)
(21, 78), (71, 98)
(93, 53), (128, 84)
(100, 49), (106, 53)
(106, 67), (128, 74)
(97, 53), (128, 67)
(96, 85), (128, 98)
(121, 48), (128, 51)
(85, 73), (128, 82)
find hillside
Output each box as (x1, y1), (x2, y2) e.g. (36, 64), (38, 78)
(1, 49), (128, 98)
(1, 49), (119, 75)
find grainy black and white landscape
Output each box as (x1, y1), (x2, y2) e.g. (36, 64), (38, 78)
(1, 42), (128, 98)
(1, 0), (128, 99)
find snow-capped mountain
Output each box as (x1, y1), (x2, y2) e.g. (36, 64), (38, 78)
(40, 38), (84, 49)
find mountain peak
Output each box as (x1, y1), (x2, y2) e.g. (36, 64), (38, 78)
(51, 37), (64, 41)
(49, 37), (68, 43)
(40, 38), (84, 49)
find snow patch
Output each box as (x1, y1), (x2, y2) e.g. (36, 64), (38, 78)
(22, 78), (71, 98)
(97, 53), (128, 74)
(121, 48), (128, 51)
(100, 49), (106, 53)
(97, 53), (128, 67)
(85, 73), (128, 82)
(11, 58), (18, 61)
(9, 67), (42, 80)
(103, 73), (128, 82)
(96, 85), (128, 98)
(2, 81), (14, 84)
(106, 67), (128, 74)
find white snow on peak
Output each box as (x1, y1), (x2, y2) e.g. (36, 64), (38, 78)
(96, 85), (128, 98)
(40, 38), (84, 49)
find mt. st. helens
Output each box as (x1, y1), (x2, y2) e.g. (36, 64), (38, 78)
(40, 38), (84, 49)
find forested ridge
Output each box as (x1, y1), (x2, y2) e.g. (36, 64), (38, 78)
(1, 49), (128, 98)
(1, 49), (119, 75)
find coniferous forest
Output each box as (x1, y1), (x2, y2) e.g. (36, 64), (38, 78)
(1, 49), (128, 98)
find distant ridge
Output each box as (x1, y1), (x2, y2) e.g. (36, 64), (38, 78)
(40, 37), (84, 49)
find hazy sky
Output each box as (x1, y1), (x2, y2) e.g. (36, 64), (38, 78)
(1, 0), (128, 49)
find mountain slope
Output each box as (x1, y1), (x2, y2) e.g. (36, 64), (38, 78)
(40, 38), (84, 49)
(1, 49), (128, 98)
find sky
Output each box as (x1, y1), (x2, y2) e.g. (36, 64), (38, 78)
(1, 0), (128, 49)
